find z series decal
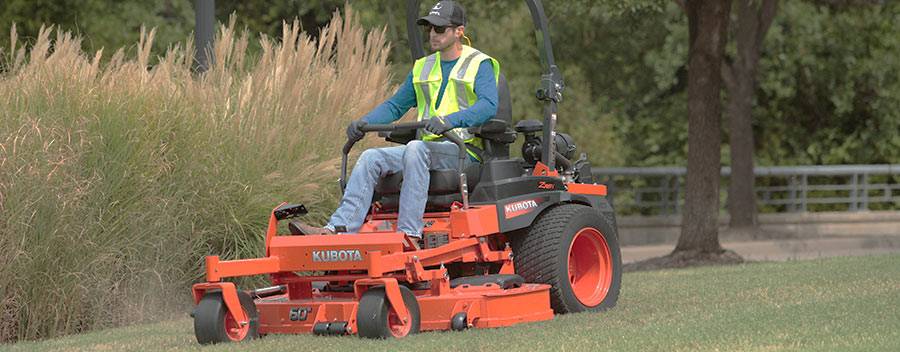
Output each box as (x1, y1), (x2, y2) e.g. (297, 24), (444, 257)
(504, 199), (541, 219)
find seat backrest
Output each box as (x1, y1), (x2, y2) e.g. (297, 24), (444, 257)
(482, 73), (513, 159)
(496, 73), (512, 125)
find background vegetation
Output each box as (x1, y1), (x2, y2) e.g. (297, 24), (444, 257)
(1, 0), (898, 343)
(0, 9), (391, 342)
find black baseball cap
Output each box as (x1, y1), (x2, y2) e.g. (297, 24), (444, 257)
(417, 1), (467, 27)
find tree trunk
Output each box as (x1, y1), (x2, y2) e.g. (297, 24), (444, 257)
(723, 0), (778, 229)
(674, 0), (732, 254)
(726, 77), (757, 228)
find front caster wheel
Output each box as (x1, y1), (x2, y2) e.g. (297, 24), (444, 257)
(450, 312), (468, 331)
(193, 290), (259, 344)
(356, 285), (421, 338)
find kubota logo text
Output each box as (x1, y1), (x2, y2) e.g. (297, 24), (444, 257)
(312, 249), (363, 262)
(504, 199), (540, 219)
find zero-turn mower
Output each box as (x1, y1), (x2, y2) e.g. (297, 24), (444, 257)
(190, 0), (621, 342)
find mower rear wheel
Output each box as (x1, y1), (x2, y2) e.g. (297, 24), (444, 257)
(511, 203), (622, 314)
(193, 290), (259, 344)
(356, 286), (420, 339)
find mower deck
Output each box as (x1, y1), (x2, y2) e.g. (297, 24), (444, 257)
(255, 283), (553, 335)
(191, 202), (562, 339)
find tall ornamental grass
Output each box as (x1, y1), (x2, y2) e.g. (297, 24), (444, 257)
(0, 8), (392, 342)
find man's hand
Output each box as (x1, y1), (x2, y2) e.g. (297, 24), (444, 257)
(346, 120), (368, 142)
(425, 116), (454, 135)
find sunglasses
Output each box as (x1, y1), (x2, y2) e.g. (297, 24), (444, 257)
(424, 24), (457, 34)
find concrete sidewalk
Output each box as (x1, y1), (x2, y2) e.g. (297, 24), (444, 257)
(622, 234), (900, 263)
(618, 211), (900, 263)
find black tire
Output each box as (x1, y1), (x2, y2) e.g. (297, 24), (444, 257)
(510, 203), (622, 314)
(450, 312), (468, 331)
(194, 290), (260, 344)
(356, 286), (421, 339)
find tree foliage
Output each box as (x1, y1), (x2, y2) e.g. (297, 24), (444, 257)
(0, 0), (896, 167)
(755, 1), (900, 165)
(0, 0), (193, 56)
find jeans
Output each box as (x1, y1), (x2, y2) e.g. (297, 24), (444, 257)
(325, 140), (469, 238)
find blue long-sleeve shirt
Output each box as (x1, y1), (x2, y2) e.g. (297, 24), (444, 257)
(361, 58), (498, 128)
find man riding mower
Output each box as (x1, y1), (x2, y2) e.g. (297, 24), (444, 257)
(190, 0), (622, 343)
(289, 0), (500, 247)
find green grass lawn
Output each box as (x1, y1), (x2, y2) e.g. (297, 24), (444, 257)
(5, 254), (899, 352)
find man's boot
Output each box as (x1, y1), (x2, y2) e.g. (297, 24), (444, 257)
(288, 221), (334, 236)
(402, 236), (423, 251)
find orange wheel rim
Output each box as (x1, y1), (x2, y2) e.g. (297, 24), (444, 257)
(567, 227), (613, 307)
(387, 307), (412, 337)
(224, 310), (249, 341)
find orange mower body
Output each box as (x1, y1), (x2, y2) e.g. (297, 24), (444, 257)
(191, 173), (621, 342)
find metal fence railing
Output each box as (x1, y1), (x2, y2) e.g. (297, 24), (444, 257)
(591, 164), (900, 216)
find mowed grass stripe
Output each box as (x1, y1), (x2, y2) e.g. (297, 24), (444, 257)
(5, 254), (899, 352)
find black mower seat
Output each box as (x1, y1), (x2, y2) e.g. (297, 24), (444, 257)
(375, 163), (481, 211)
(378, 192), (462, 212)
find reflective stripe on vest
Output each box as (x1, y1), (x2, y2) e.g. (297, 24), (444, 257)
(455, 50), (483, 109)
(412, 45), (501, 161)
(418, 54), (438, 121)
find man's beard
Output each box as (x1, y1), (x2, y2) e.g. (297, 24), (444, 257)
(431, 38), (456, 52)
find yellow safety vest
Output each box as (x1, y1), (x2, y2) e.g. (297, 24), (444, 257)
(412, 45), (500, 161)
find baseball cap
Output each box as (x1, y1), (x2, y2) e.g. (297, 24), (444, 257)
(417, 1), (467, 27)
